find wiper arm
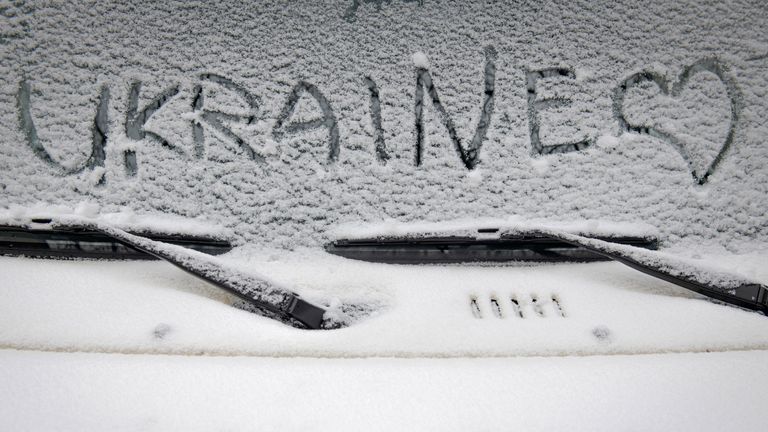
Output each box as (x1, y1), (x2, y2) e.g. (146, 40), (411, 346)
(85, 221), (332, 329)
(327, 232), (658, 263)
(525, 228), (768, 314)
(4, 219), (332, 329)
(328, 227), (768, 314)
(0, 221), (232, 259)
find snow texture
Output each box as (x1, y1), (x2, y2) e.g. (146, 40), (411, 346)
(0, 0), (767, 251)
(0, 203), (231, 238)
(331, 216), (660, 240)
(2, 349), (768, 432)
(412, 51), (431, 69)
(3, 3), (768, 429)
(3, 248), (768, 357)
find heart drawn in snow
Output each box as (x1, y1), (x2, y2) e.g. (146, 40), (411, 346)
(614, 58), (741, 185)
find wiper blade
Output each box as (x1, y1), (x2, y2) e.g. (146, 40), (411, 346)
(530, 228), (768, 314)
(326, 233), (657, 264)
(3, 219), (335, 330)
(328, 228), (768, 314)
(0, 220), (232, 259)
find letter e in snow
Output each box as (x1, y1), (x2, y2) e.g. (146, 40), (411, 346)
(526, 68), (591, 156)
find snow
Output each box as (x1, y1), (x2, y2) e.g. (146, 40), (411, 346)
(464, 167), (483, 185)
(1, 0), (768, 428)
(0, 205), (231, 239)
(330, 216), (660, 241)
(0, 0), (766, 250)
(530, 156), (550, 174)
(412, 51), (431, 69)
(2, 249), (767, 357)
(2, 349), (768, 431)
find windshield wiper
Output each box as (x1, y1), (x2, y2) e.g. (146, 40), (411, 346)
(529, 228), (768, 314)
(1, 219), (340, 330)
(328, 228), (768, 315)
(0, 220), (232, 259)
(327, 231), (658, 264)
(5, 219), (765, 323)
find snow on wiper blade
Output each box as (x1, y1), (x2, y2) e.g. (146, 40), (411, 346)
(326, 231), (658, 264)
(328, 227), (768, 315)
(1, 218), (372, 330)
(529, 228), (768, 315)
(0, 222), (233, 259)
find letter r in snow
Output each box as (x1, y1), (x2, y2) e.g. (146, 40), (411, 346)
(191, 73), (262, 162)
